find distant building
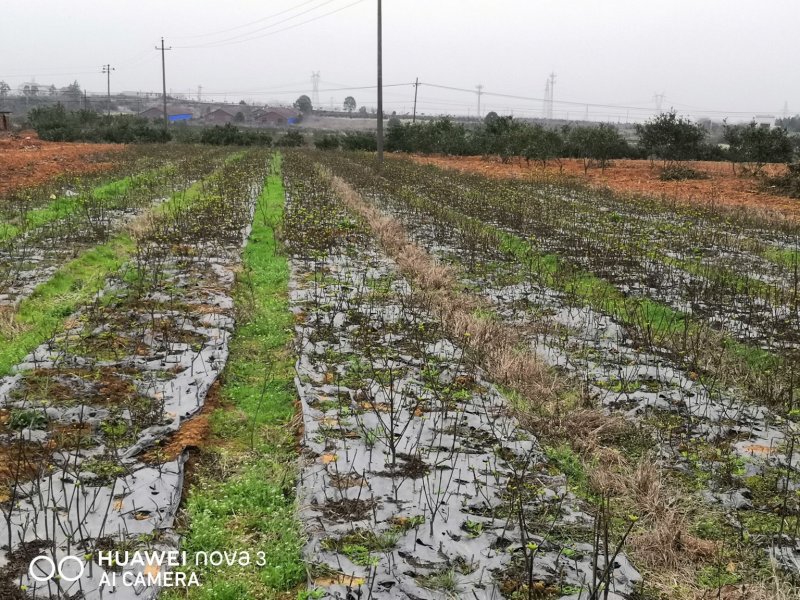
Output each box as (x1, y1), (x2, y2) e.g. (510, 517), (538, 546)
(255, 107), (301, 126)
(139, 106), (195, 121)
(753, 114), (776, 129)
(139, 107), (164, 120)
(204, 108), (236, 124)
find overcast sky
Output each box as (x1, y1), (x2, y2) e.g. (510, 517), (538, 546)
(2, 0), (797, 122)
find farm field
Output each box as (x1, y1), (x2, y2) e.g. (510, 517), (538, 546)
(410, 155), (800, 218)
(2, 145), (800, 600)
(0, 135), (123, 196)
(295, 150), (800, 599)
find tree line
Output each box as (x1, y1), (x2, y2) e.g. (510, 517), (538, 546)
(22, 105), (799, 178)
(381, 111), (797, 175)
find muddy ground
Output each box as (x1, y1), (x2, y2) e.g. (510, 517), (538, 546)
(409, 155), (798, 219)
(0, 134), (122, 196)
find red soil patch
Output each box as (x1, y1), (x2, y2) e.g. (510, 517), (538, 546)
(0, 134), (123, 196)
(408, 155), (800, 220)
(147, 381), (220, 462)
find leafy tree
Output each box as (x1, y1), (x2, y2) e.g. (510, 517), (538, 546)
(343, 96), (356, 116)
(48, 85), (57, 96)
(0, 81), (9, 99)
(566, 124), (627, 173)
(314, 134), (340, 150)
(234, 111), (245, 123)
(62, 80), (82, 103)
(341, 131), (377, 151)
(523, 124), (564, 169)
(358, 106), (368, 115)
(723, 121), (794, 175)
(199, 123), (272, 146)
(26, 103), (171, 143)
(387, 118), (472, 155)
(481, 115), (521, 162)
(275, 130), (305, 147)
(294, 95), (312, 114)
(776, 115), (800, 133)
(635, 110), (706, 165)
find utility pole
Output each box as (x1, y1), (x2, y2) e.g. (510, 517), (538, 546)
(412, 77), (419, 123)
(475, 84), (483, 119)
(376, 0), (384, 166)
(155, 37), (172, 130)
(102, 64), (115, 116)
(198, 85), (202, 102)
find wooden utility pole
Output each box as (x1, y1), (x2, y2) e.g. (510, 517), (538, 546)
(412, 77), (419, 123)
(376, 0), (384, 166)
(155, 37), (171, 130)
(102, 64), (114, 116)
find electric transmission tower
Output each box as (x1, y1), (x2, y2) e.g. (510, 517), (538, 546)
(543, 73), (556, 119)
(654, 92), (666, 112)
(543, 79), (550, 118)
(311, 71), (320, 108)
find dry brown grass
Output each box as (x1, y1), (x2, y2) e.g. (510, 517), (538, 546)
(327, 172), (564, 410)
(0, 305), (30, 338)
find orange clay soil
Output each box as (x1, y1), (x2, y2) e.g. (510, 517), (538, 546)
(408, 155), (800, 220)
(0, 133), (123, 196)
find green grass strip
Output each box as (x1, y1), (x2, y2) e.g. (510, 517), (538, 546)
(492, 224), (778, 372)
(391, 183), (778, 378)
(0, 234), (135, 375)
(165, 153), (305, 600)
(762, 245), (800, 270)
(0, 164), (226, 377)
(0, 167), (176, 243)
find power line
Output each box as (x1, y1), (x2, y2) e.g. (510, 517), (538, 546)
(173, 0), (363, 49)
(417, 82), (777, 117)
(172, 0), (324, 40)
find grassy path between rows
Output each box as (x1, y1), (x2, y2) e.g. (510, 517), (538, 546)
(164, 154), (305, 600)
